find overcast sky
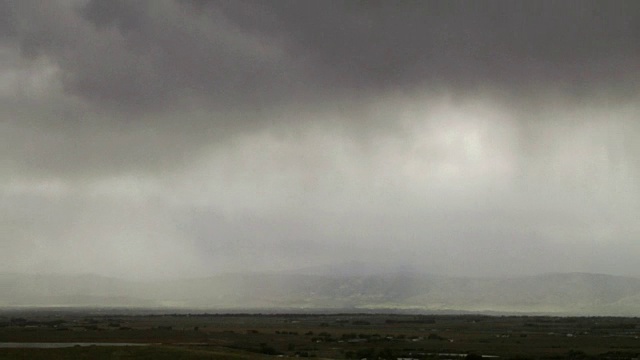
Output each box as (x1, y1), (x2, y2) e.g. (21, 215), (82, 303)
(2, 0), (640, 280)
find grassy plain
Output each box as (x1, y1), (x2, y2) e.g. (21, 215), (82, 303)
(0, 311), (638, 359)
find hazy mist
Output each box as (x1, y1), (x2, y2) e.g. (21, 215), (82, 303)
(2, 0), (640, 281)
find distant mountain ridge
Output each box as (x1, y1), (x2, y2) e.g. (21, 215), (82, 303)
(1, 272), (640, 316)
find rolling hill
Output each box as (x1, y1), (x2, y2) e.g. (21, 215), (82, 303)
(1, 272), (640, 316)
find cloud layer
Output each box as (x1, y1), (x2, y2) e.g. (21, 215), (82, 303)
(1, 0), (639, 279)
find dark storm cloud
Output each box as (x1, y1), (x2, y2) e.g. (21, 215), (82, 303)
(0, 1), (16, 41)
(199, 0), (640, 95)
(2, 0), (639, 179)
(2, 0), (640, 280)
(4, 0), (640, 114)
(32, 0), (311, 112)
(135, 0), (640, 101)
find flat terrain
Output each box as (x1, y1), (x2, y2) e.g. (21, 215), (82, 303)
(0, 311), (639, 359)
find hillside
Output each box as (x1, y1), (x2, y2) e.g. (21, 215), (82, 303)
(2, 272), (640, 316)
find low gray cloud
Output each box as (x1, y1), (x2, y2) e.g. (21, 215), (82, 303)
(1, 0), (639, 280)
(6, 0), (312, 113)
(200, 0), (640, 96)
(6, 1), (640, 112)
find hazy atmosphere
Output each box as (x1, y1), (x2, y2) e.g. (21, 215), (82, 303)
(2, 0), (640, 281)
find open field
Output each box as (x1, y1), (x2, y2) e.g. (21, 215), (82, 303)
(0, 311), (639, 359)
